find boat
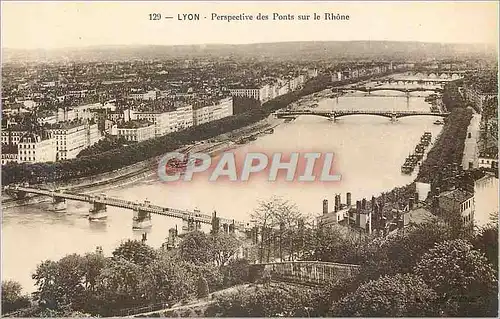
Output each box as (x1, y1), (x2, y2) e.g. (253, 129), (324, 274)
(401, 165), (413, 175)
(264, 128), (274, 134)
(433, 120), (444, 125)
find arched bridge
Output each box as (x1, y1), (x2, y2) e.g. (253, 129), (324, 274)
(250, 261), (360, 286)
(275, 109), (450, 121)
(339, 86), (443, 94)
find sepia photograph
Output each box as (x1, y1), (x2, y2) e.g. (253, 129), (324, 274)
(1, 1), (499, 317)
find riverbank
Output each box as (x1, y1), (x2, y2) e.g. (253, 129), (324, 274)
(2, 114), (284, 208)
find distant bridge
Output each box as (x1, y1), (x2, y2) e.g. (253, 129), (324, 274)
(250, 261), (360, 286)
(275, 109), (450, 121)
(339, 86), (443, 94)
(4, 185), (244, 231)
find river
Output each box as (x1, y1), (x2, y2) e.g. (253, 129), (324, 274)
(3, 89), (450, 292)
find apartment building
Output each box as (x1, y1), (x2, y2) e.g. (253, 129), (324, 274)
(134, 111), (171, 136)
(117, 120), (155, 142)
(1, 128), (28, 146)
(129, 90), (157, 101)
(229, 88), (262, 101)
(15, 133), (56, 164)
(47, 121), (101, 160)
(438, 188), (475, 231)
(193, 97), (233, 126)
(171, 104), (194, 132)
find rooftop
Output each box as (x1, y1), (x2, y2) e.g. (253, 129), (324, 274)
(439, 188), (474, 204)
(117, 119), (153, 129)
(403, 208), (436, 226)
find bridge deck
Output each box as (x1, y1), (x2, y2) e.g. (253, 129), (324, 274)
(276, 109), (449, 118)
(5, 186), (242, 226)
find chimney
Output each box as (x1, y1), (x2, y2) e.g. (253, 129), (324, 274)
(346, 192), (352, 206)
(356, 200), (361, 213)
(334, 194), (340, 212)
(414, 191), (419, 203)
(409, 197), (414, 210)
(323, 199), (329, 214)
(371, 196), (376, 211)
(362, 198), (367, 210)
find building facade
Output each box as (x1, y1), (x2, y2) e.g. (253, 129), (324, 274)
(193, 97), (233, 126)
(117, 121), (156, 142)
(47, 121), (101, 160)
(16, 133), (56, 164)
(438, 188), (475, 231)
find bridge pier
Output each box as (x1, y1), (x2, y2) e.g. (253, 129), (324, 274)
(133, 207), (152, 229)
(211, 211), (220, 234)
(51, 196), (67, 212)
(390, 114), (398, 122)
(89, 202), (107, 221)
(329, 114), (335, 122)
(181, 217), (201, 234)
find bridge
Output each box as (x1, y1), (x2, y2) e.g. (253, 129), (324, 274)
(275, 109), (450, 121)
(338, 86), (443, 94)
(3, 185), (245, 231)
(250, 261), (360, 287)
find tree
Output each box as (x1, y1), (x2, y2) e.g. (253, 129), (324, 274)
(178, 231), (214, 264)
(1, 280), (30, 314)
(251, 196), (302, 262)
(212, 232), (241, 267)
(414, 239), (498, 316)
(308, 275), (360, 317)
(112, 239), (157, 267)
(139, 255), (195, 305)
(473, 222), (498, 274)
(206, 283), (316, 317)
(93, 257), (145, 316)
(331, 274), (438, 317)
(358, 221), (456, 281)
(221, 259), (250, 287)
(196, 277), (209, 298)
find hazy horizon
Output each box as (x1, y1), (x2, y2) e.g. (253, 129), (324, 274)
(2, 39), (497, 52)
(2, 1), (498, 50)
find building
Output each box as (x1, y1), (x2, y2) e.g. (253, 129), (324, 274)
(171, 104), (194, 132)
(317, 193), (353, 227)
(134, 111), (167, 136)
(1, 144), (19, 165)
(438, 188), (475, 231)
(116, 120), (155, 142)
(193, 97), (233, 126)
(47, 121), (101, 160)
(1, 127), (28, 146)
(478, 147), (498, 170)
(128, 90), (157, 101)
(15, 133), (56, 163)
(229, 88), (263, 101)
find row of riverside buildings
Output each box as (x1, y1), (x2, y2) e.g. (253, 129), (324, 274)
(1, 120), (101, 164)
(1, 97), (234, 164)
(228, 69), (318, 103)
(110, 97), (233, 142)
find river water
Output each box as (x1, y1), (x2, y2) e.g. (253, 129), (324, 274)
(1, 90), (465, 292)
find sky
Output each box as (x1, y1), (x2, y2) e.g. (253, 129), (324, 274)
(1, 1), (498, 49)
